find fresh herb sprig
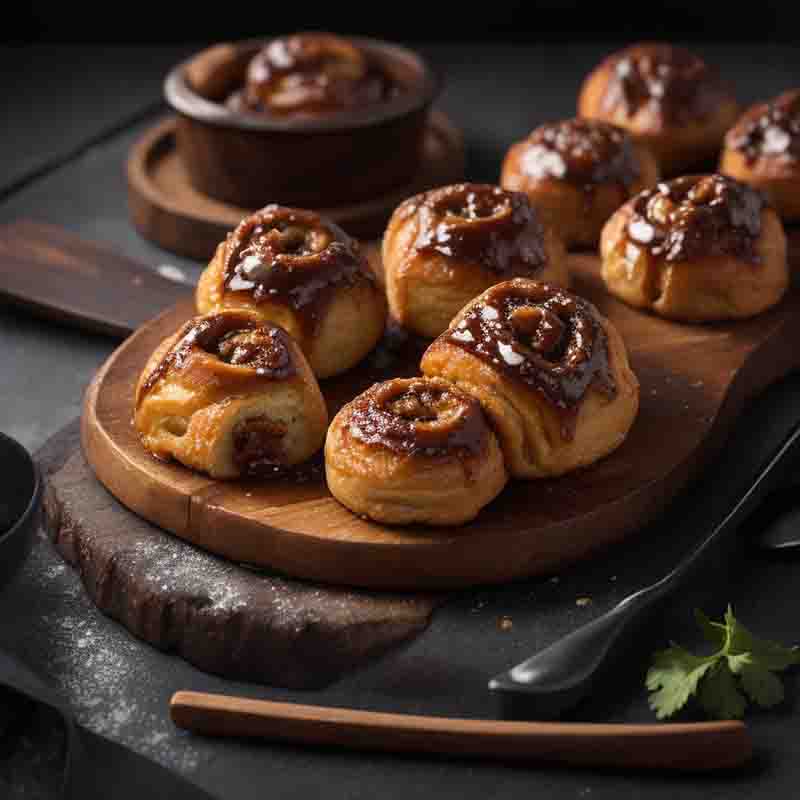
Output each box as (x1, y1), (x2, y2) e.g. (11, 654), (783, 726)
(646, 606), (800, 720)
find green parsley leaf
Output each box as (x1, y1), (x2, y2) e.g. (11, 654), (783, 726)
(698, 660), (747, 719)
(647, 607), (799, 720)
(646, 647), (716, 719)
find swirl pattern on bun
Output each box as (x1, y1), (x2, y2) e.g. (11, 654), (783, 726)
(197, 205), (387, 378)
(421, 279), (639, 478)
(383, 183), (568, 338)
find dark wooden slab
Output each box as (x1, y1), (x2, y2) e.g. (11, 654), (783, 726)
(41, 420), (436, 689)
(127, 112), (465, 259)
(83, 252), (800, 590)
(0, 220), (191, 337)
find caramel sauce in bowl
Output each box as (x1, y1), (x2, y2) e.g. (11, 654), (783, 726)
(165, 35), (439, 208)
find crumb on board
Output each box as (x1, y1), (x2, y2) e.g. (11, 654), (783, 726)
(498, 616), (513, 631)
(575, 597), (592, 607)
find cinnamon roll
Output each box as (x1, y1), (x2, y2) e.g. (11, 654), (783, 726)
(720, 89), (800, 222)
(197, 205), (387, 379)
(600, 174), (788, 321)
(420, 279), (639, 478)
(134, 310), (328, 479)
(325, 377), (507, 526)
(229, 32), (395, 117)
(501, 118), (659, 248)
(382, 183), (568, 339)
(578, 43), (739, 176)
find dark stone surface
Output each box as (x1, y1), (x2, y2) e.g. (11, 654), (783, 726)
(39, 420), (436, 689)
(3, 42), (800, 800)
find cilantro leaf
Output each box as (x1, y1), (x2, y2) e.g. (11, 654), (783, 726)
(698, 660), (747, 720)
(724, 606), (800, 671)
(729, 654), (785, 708)
(647, 607), (799, 720)
(646, 647), (716, 719)
(695, 608), (727, 649)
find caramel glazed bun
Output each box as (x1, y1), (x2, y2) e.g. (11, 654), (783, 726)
(229, 32), (395, 116)
(325, 376), (508, 526)
(601, 174), (788, 322)
(720, 89), (800, 222)
(134, 310), (328, 480)
(197, 205), (387, 379)
(578, 43), (739, 176)
(501, 118), (659, 249)
(421, 279), (639, 479)
(382, 183), (568, 339)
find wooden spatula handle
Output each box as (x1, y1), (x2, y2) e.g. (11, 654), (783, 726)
(170, 691), (751, 771)
(0, 220), (190, 338)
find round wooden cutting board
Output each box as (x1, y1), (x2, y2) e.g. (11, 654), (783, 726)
(82, 254), (800, 590)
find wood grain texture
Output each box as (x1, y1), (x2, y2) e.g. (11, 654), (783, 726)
(0, 220), (189, 337)
(82, 252), (800, 589)
(127, 112), (465, 259)
(41, 420), (436, 689)
(170, 691), (752, 771)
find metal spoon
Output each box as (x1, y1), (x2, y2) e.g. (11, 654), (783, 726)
(489, 421), (800, 719)
(755, 503), (800, 552)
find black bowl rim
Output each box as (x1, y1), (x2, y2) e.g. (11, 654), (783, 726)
(164, 35), (441, 134)
(0, 431), (42, 548)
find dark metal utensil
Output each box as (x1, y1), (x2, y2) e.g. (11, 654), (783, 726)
(489, 422), (800, 719)
(0, 431), (41, 591)
(754, 504), (800, 552)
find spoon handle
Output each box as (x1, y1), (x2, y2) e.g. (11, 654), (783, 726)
(490, 420), (800, 717)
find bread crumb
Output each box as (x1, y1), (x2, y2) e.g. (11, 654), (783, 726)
(498, 616), (513, 631)
(576, 597), (592, 607)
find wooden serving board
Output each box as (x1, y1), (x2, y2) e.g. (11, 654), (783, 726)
(127, 112), (465, 261)
(83, 252), (800, 590)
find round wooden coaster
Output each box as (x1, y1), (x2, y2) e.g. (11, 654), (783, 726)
(127, 111), (465, 261)
(81, 254), (800, 590)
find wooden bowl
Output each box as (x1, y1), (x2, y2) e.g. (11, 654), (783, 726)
(164, 37), (440, 209)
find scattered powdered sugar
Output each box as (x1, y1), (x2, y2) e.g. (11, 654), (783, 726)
(22, 532), (202, 774)
(42, 605), (201, 773)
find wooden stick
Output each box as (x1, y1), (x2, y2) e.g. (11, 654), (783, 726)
(170, 691), (752, 771)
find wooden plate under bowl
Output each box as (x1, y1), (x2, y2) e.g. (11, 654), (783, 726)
(81, 252), (800, 590)
(127, 112), (464, 261)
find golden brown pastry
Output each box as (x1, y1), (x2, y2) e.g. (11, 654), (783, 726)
(578, 43), (739, 176)
(720, 89), (800, 222)
(600, 174), (788, 321)
(421, 279), (639, 479)
(501, 118), (659, 248)
(197, 205), (387, 379)
(228, 32), (395, 116)
(325, 377), (507, 526)
(382, 183), (568, 339)
(135, 310), (328, 479)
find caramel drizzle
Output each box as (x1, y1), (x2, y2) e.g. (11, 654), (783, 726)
(138, 312), (296, 401)
(222, 205), (373, 338)
(727, 89), (800, 165)
(346, 378), (489, 460)
(519, 119), (640, 192)
(441, 281), (616, 441)
(238, 32), (394, 115)
(401, 183), (548, 276)
(600, 44), (728, 125)
(626, 175), (765, 264)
